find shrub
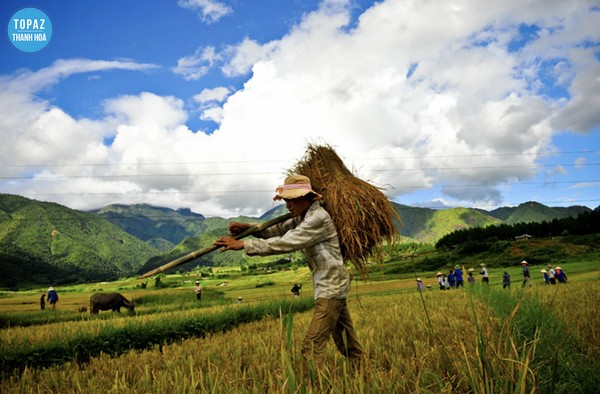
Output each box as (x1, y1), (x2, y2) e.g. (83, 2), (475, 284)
(255, 280), (275, 288)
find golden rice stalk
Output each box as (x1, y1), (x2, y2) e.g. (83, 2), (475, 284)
(291, 144), (401, 276)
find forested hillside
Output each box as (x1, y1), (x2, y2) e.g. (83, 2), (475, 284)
(487, 201), (591, 224)
(257, 203), (502, 243)
(92, 204), (207, 251)
(436, 208), (600, 250)
(0, 195), (159, 287)
(393, 204), (503, 243)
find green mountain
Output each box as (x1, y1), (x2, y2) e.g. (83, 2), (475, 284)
(161, 200), (583, 253)
(175, 202), (500, 246)
(137, 215), (263, 275)
(394, 204), (503, 243)
(92, 204), (206, 251)
(257, 201), (588, 243)
(488, 201), (591, 224)
(0, 194), (159, 287)
(259, 204), (287, 220)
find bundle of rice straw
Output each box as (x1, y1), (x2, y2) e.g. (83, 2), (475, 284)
(291, 144), (401, 276)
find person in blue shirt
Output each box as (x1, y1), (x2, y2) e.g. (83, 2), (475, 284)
(447, 269), (456, 288)
(454, 265), (464, 287)
(555, 266), (568, 283)
(47, 287), (58, 309)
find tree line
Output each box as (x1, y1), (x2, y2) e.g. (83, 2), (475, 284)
(435, 208), (600, 250)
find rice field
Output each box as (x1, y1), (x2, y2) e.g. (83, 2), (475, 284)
(1, 266), (599, 393)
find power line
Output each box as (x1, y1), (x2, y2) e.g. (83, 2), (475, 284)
(0, 163), (598, 180)
(4, 179), (599, 194)
(0, 149), (597, 169)
(374, 163), (600, 172)
(391, 179), (600, 190)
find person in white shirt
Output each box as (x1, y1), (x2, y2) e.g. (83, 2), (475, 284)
(480, 264), (489, 284)
(548, 264), (557, 284)
(214, 174), (364, 368)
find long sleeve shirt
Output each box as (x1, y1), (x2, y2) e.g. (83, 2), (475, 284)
(243, 202), (350, 299)
(454, 269), (463, 282)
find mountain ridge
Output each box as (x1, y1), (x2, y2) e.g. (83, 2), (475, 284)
(0, 194), (159, 287)
(0, 193), (594, 286)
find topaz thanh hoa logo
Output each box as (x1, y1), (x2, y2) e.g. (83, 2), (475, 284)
(8, 8), (53, 53)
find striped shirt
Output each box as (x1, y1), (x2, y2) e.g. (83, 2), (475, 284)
(243, 202), (350, 299)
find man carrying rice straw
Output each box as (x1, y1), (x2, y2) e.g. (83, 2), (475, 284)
(214, 174), (364, 368)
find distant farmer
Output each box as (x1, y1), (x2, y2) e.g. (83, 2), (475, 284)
(480, 264), (489, 284)
(47, 287), (59, 309)
(194, 280), (203, 301)
(555, 266), (568, 283)
(541, 269), (549, 285)
(214, 174), (364, 368)
(443, 275), (450, 290)
(416, 278), (425, 292)
(291, 283), (302, 297)
(521, 260), (531, 287)
(40, 292), (46, 310)
(503, 271), (511, 289)
(436, 272), (445, 290)
(454, 265), (464, 287)
(548, 264), (557, 284)
(447, 269), (456, 288)
(468, 270), (475, 285)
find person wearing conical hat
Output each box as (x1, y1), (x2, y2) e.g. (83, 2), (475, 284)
(454, 265), (464, 287)
(214, 174), (364, 368)
(416, 278), (425, 292)
(547, 264), (556, 284)
(47, 287), (58, 309)
(521, 260), (531, 288)
(436, 272), (445, 290)
(555, 266), (568, 283)
(194, 280), (203, 301)
(540, 269), (549, 285)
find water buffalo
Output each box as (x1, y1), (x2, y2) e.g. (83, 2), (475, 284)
(90, 292), (135, 314)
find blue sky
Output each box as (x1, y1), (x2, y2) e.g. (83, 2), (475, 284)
(0, 0), (598, 217)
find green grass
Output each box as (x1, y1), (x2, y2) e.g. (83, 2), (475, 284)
(0, 261), (598, 392)
(0, 297), (315, 374)
(469, 283), (600, 393)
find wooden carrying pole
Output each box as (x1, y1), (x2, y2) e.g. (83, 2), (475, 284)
(139, 213), (292, 279)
